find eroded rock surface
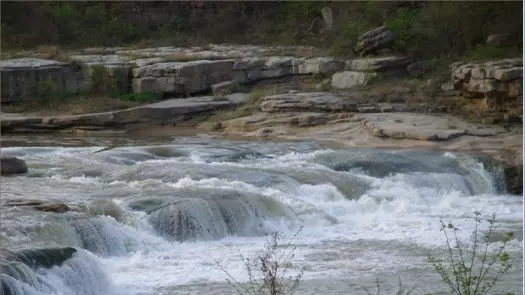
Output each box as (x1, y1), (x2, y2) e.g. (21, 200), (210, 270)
(439, 58), (524, 122)
(450, 58), (522, 98)
(0, 45), (358, 102)
(258, 92), (358, 113)
(0, 58), (80, 103)
(354, 26), (396, 57)
(360, 113), (507, 141)
(331, 56), (409, 89)
(1, 94), (249, 133)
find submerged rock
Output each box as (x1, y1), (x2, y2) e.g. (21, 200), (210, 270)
(145, 190), (294, 242)
(1, 247), (77, 270)
(3, 199), (70, 214)
(34, 203), (70, 214)
(503, 164), (523, 195)
(1, 157), (28, 175)
(0, 247), (78, 295)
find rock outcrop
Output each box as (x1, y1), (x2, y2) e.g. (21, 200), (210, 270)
(1, 156), (28, 175)
(354, 26), (396, 57)
(1, 94), (249, 133)
(0, 45), (346, 103)
(360, 113), (507, 141)
(441, 58), (523, 121)
(450, 58), (522, 98)
(0, 58), (80, 103)
(331, 56), (409, 89)
(258, 92), (358, 113)
(132, 60), (235, 94)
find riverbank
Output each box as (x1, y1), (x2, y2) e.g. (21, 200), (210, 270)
(2, 114), (523, 196)
(1, 43), (522, 194)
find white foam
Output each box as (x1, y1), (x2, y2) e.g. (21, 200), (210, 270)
(3, 144), (522, 294)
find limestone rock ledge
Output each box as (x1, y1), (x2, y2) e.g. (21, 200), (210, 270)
(1, 94), (249, 132)
(450, 58), (522, 98)
(0, 45), (347, 103)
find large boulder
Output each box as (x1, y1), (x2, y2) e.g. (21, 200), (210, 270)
(354, 26), (396, 57)
(1, 156), (28, 175)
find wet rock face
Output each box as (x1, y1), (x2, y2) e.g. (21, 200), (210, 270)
(1, 247), (77, 272)
(503, 164), (523, 195)
(0, 247), (77, 294)
(1, 157), (28, 175)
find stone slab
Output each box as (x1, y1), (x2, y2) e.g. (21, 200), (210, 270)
(259, 92), (358, 113)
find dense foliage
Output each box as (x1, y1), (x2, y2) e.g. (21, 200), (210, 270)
(1, 1), (522, 60)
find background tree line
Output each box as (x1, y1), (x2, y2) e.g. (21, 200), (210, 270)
(1, 1), (522, 60)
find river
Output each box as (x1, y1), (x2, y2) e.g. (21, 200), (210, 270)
(1, 135), (523, 295)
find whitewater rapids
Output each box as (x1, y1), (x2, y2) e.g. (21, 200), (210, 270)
(1, 137), (522, 295)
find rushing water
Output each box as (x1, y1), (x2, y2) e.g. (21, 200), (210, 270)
(1, 136), (523, 295)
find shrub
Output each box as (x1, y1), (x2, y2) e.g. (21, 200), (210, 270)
(217, 228), (305, 295)
(88, 65), (129, 98)
(330, 21), (370, 57)
(428, 212), (514, 295)
(384, 7), (418, 56)
(34, 79), (75, 107)
(463, 44), (519, 62)
(1, 2), (522, 61)
(361, 276), (417, 295)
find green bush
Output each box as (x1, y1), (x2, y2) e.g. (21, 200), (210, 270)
(88, 66), (121, 97)
(217, 212), (515, 295)
(34, 78), (75, 107)
(428, 212), (514, 295)
(384, 7), (418, 56)
(464, 44), (519, 62)
(328, 19), (370, 57)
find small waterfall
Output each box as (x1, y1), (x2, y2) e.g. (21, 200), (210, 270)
(67, 217), (136, 256)
(0, 248), (111, 295)
(33, 215), (141, 257)
(146, 190), (295, 242)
